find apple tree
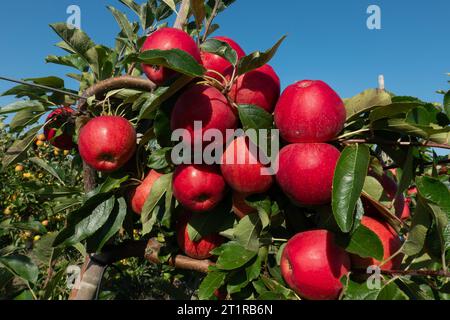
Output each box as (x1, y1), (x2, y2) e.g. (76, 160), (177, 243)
(0, 0), (449, 300)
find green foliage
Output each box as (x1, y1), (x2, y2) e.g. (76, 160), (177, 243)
(332, 144), (371, 232)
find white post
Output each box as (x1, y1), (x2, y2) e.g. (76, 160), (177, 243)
(378, 74), (385, 91)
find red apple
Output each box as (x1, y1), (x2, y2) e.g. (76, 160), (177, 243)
(171, 84), (238, 147)
(281, 230), (350, 300)
(232, 191), (257, 219)
(130, 170), (163, 214)
(213, 288), (227, 300)
(274, 80), (346, 143)
(173, 164), (227, 212)
(176, 211), (225, 260)
(201, 36), (246, 81)
(407, 187), (417, 197)
(276, 143), (340, 206)
(351, 216), (403, 271)
(369, 171), (407, 220)
(141, 27), (202, 85)
(44, 106), (75, 150)
(221, 136), (274, 194)
(229, 64), (280, 113)
(78, 116), (137, 172)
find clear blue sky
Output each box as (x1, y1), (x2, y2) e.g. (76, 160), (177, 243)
(0, 0), (449, 108)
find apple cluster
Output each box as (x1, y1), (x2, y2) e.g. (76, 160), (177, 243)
(42, 27), (406, 300)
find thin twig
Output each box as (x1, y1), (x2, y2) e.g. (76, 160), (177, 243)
(354, 268), (450, 278)
(0, 76), (85, 99)
(202, 0), (221, 42)
(342, 138), (450, 150)
(383, 158), (450, 171)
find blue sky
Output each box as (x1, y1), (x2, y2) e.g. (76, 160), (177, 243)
(0, 0), (448, 109)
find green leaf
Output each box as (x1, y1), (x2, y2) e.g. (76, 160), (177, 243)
(343, 279), (381, 300)
(371, 118), (450, 143)
(337, 225), (384, 260)
(187, 199), (234, 242)
(201, 38), (238, 66)
(50, 23), (96, 65)
(246, 253), (262, 281)
(141, 173), (173, 235)
(257, 291), (285, 300)
(198, 271), (226, 300)
(233, 213), (261, 252)
(215, 242), (257, 270)
(138, 75), (193, 121)
(9, 221), (47, 235)
(227, 270), (249, 294)
(395, 147), (415, 198)
(29, 157), (65, 185)
(344, 89), (392, 121)
(369, 102), (424, 123)
(139, 2), (155, 30)
(0, 100), (45, 115)
(32, 233), (61, 266)
(444, 91), (450, 118)
(153, 103), (173, 147)
(139, 49), (206, 78)
(10, 111), (46, 132)
(0, 255), (39, 284)
(260, 275), (297, 299)
(43, 263), (68, 300)
(86, 197), (128, 253)
(118, 0), (141, 14)
(402, 196), (432, 256)
(85, 45), (115, 80)
(161, 0), (177, 12)
(1, 126), (41, 170)
(237, 104), (274, 131)
(377, 282), (408, 300)
(53, 195), (116, 247)
(108, 6), (136, 44)
(332, 144), (370, 233)
(148, 147), (172, 170)
(191, 0), (206, 28)
(237, 36), (286, 75)
(46, 54), (89, 71)
(25, 76), (65, 88)
(416, 176), (450, 216)
(276, 243), (287, 265)
(14, 290), (34, 300)
(428, 203), (449, 259)
(2, 85), (47, 100)
(96, 174), (130, 194)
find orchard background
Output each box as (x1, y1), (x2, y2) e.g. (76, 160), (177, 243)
(0, 0), (449, 300)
